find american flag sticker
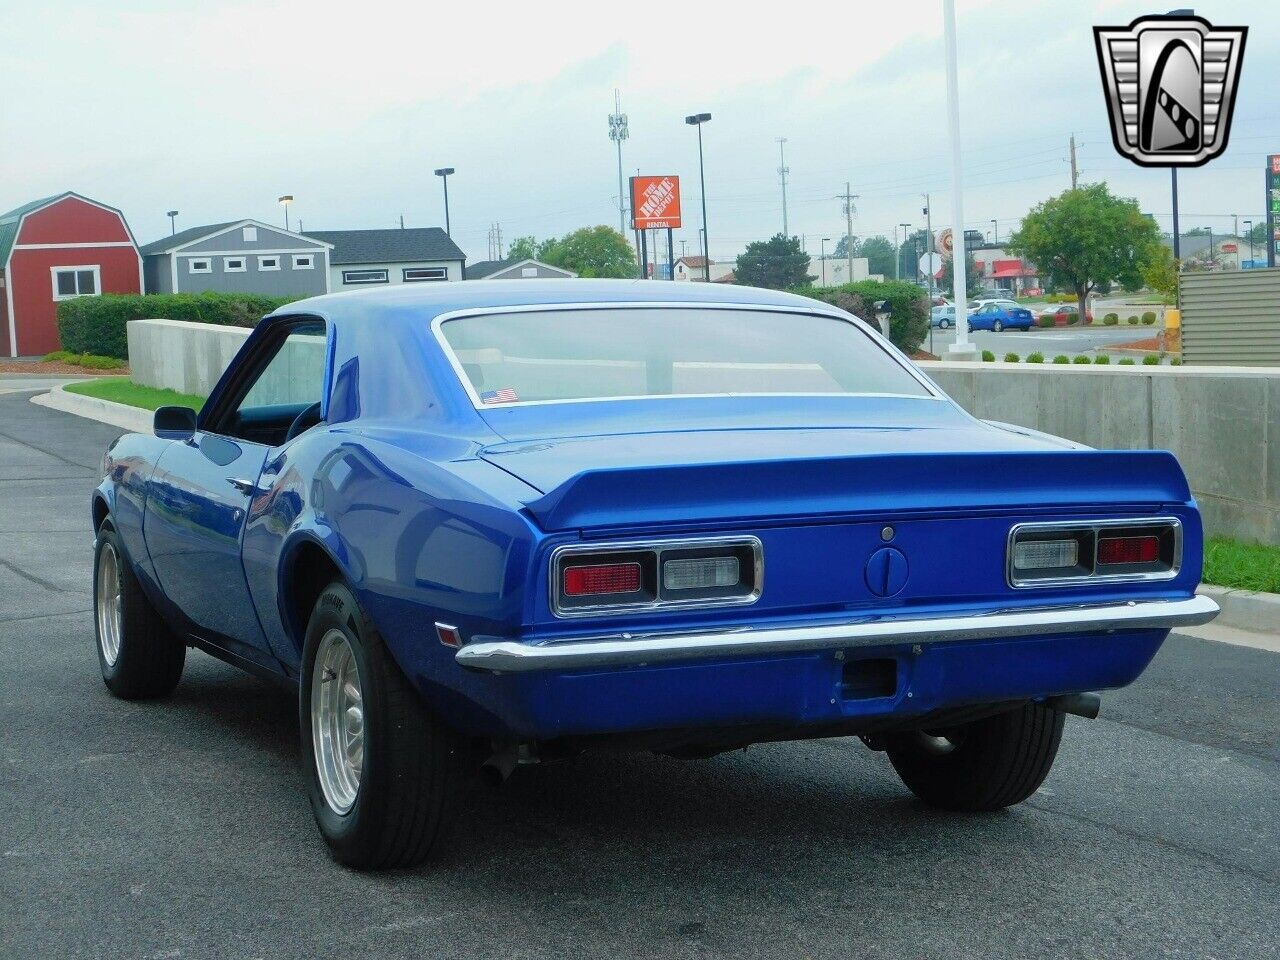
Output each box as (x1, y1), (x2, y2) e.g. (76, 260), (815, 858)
(480, 387), (519, 404)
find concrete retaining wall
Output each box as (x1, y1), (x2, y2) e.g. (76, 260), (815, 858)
(921, 361), (1280, 544)
(128, 318), (252, 397)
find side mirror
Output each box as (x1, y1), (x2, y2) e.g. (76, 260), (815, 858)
(154, 405), (197, 441)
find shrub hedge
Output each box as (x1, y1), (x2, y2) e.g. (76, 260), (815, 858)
(1103, 313), (1119, 326)
(1037, 315), (1055, 328)
(1004, 352), (1019, 363)
(1141, 310), (1157, 324)
(1127, 315), (1140, 324)
(982, 350), (996, 362)
(1094, 354), (1110, 364)
(1053, 355), (1070, 364)
(1118, 357), (1135, 365)
(1072, 355), (1092, 364)
(57, 292), (301, 360)
(791, 280), (929, 355)
(1027, 352), (1044, 363)
(1143, 355), (1161, 365)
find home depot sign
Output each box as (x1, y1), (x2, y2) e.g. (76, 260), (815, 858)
(630, 175), (682, 230)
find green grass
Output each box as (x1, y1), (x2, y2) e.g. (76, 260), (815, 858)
(63, 377), (206, 412)
(1203, 537), (1280, 593)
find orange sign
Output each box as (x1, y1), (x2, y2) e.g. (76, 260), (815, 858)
(630, 175), (682, 230)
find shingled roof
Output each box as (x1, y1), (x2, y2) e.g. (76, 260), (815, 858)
(305, 227), (464, 265)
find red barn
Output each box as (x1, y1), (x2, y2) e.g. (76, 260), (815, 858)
(0, 193), (143, 357)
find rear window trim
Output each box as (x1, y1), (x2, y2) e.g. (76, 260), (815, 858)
(430, 301), (944, 409)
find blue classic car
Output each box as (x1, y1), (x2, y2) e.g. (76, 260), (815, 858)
(92, 280), (1216, 869)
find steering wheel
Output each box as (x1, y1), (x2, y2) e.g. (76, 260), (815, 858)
(285, 401), (323, 443)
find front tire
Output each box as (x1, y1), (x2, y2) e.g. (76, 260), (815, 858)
(94, 523), (185, 699)
(939, 319), (951, 329)
(300, 581), (469, 870)
(884, 702), (1064, 811)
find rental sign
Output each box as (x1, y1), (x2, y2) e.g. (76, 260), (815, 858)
(630, 175), (682, 230)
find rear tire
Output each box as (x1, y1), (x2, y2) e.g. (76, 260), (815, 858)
(300, 581), (470, 870)
(939, 319), (951, 329)
(94, 523), (185, 700)
(992, 319), (1005, 332)
(884, 703), (1064, 811)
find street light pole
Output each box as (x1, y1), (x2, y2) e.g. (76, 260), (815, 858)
(899, 223), (911, 282)
(777, 137), (790, 236)
(686, 113), (712, 278)
(942, 0), (975, 359)
(1245, 219), (1254, 265)
(433, 168), (455, 236)
(820, 237), (830, 286)
(166, 210), (178, 236)
(991, 218), (998, 244)
(278, 195), (294, 231)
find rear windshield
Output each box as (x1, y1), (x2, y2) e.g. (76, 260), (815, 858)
(438, 307), (932, 405)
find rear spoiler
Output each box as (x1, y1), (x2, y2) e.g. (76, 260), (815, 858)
(523, 450), (1193, 531)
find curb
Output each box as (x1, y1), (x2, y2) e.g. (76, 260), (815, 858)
(1198, 584), (1280, 636)
(29, 383), (152, 434)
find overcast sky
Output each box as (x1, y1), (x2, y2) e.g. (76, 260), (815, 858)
(1, 0), (1275, 264)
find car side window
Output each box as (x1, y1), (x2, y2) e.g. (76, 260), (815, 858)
(210, 319), (328, 446)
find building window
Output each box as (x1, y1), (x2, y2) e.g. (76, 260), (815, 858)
(343, 269), (388, 284)
(243, 226), (258, 242)
(51, 265), (100, 300)
(224, 257), (246, 272)
(258, 256), (280, 271)
(520, 266), (538, 277)
(402, 267), (447, 282)
(188, 259), (211, 274)
(292, 255), (314, 270)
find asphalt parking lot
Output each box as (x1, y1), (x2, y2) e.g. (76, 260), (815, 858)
(923, 324), (1156, 358)
(2, 388), (1278, 960)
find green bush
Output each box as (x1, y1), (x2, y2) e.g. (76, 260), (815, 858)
(1142, 355), (1160, 365)
(57, 292), (303, 360)
(1127, 315), (1140, 325)
(1094, 354), (1110, 364)
(1141, 311), (1157, 324)
(1047, 292), (1076, 304)
(1052, 355), (1070, 364)
(1072, 355), (1092, 364)
(792, 280), (929, 355)
(1064, 312), (1080, 325)
(1103, 314), (1119, 326)
(1026, 352), (1044, 363)
(1118, 357), (1136, 365)
(1037, 315), (1055, 328)
(1004, 352), (1019, 363)
(41, 350), (126, 369)
(1171, 357), (1182, 366)
(982, 350), (996, 362)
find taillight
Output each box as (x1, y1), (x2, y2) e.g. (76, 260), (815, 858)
(1097, 535), (1159, 565)
(563, 562), (642, 596)
(1008, 520), (1180, 587)
(552, 538), (762, 616)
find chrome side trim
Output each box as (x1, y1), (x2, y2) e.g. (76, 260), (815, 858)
(549, 535), (764, 619)
(1006, 517), (1183, 589)
(455, 595), (1219, 673)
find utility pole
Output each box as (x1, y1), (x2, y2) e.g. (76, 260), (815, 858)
(1069, 134), (1079, 189)
(777, 138), (790, 237)
(837, 182), (859, 283)
(608, 90), (630, 236)
(923, 193), (934, 304)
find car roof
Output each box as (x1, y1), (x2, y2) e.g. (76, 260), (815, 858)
(267, 278), (831, 328)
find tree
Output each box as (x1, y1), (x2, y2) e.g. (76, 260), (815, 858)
(859, 236), (897, 278)
(537, 226), (637, 278)
(1007, 184), (1161, 322)
(505, 236), (539, 261)
(942, 248), (980, 296)
(897, 229), (930, 282)
(1141, 244), (1178, 305)
(833, 235), (860, 259)
(735, 234), (813, 289)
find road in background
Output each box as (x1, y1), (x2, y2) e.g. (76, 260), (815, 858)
(1, 391), (1276, 960)
(924, 325), (1158, 358)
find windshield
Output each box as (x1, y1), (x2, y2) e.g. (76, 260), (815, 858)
(439, 307), (932, 405)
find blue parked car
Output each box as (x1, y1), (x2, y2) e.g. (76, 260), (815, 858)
(930, 305), (955, 328)
(968, 300), (1035, 331)
(92, 280), (1216, 869)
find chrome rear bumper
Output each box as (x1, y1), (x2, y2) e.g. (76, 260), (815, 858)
(455, 595), (1218, 674)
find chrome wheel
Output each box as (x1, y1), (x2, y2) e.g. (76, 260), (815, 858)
(311, 629), (364, 814)
(96, 542), (123, 666)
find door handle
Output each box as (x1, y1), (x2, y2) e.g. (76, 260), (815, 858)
(228, 477), (259, 496)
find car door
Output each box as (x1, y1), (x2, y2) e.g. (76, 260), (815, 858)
(145, 320), (328, 657)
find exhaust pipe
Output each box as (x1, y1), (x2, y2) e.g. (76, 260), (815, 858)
(480, 746), (518, 787)
(1047, 692), (1101, 720)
